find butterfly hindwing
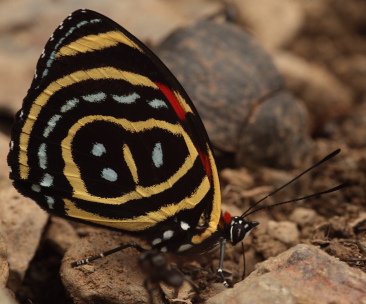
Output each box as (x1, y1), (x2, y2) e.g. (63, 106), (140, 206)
(8, 9), (222, 251)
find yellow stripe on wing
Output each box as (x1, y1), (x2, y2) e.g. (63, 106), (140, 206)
(19, 68), (158, 179)
(64, 174), (210, 231)
(57, 31), (143, 57)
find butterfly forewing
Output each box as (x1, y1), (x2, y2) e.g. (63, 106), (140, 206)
(8, 9), (222, 252)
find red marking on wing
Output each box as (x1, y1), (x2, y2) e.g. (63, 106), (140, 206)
(155, 82), (187, 120)
(155, 82), (214, 182)
(224, 211), (232, 224)
(197, 149), (213, 182)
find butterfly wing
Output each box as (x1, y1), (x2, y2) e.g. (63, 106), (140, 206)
(8, 9), (221, 249)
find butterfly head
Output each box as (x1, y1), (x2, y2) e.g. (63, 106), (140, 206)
(223, 212), (259, 246)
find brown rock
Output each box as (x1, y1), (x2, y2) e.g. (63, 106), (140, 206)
(0, 186), (48, 291)
(207, 244), (366, 304)
(61, 232), (199, 304)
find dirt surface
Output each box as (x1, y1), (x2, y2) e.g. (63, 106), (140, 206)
(0, 1), (365, 303)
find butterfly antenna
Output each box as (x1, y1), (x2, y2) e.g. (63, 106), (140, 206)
(243, 182), (349, 218)
(241, 149), (341, 218)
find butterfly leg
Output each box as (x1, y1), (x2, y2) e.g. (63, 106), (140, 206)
(217, 238), (232, 287)
(70, 242), (147, 267)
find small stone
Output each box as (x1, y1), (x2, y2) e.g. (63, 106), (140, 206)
(290, 207), (317, 227)
(266, 220), (300, 245)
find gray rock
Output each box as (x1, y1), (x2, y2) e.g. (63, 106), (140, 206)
(207, 244), (366, 304)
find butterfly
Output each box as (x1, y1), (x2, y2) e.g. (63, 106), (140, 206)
(7, 9), (346, 296)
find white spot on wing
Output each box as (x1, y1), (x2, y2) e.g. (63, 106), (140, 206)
(180, 221), (190, 230)
(40, 173), (54, 187)
(101, 168), (118, 182)
(82, 92), (107, 103)
(160, 247), (168, 253)
(91, 143), (106, 157)
(163, 230), (174, 240)
(38, 143), (47, 169)
(152, 142), (163, 168)
(112, 92), (140, 104)
(147, 99), (168, 109)
(10, 141), (14, 150)
(43, 114), (61, 138)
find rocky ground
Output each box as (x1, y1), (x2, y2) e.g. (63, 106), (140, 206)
(0, 0), (365, 303)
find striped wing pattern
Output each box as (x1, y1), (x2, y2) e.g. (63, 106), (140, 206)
(8, 9), (222, 253)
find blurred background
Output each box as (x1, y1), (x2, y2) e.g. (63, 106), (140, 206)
(0, 0), (365, 303)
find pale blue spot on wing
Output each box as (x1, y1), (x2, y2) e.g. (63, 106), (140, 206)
(45, 196), (55, 209)
(82, 92), (107, 103)
(61, 98), (79, 112)
(91, 143), (106, 157)
(38, 143), (47, 169)
(43, 114), (61, 138)
(40, 173), (54, 187)
(148, 99), (168, 109)
(152, 142), (163, 168)
(101, 168), (118, 182)
(31, 184), (41, 192)
(112, 92), (140, 104)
